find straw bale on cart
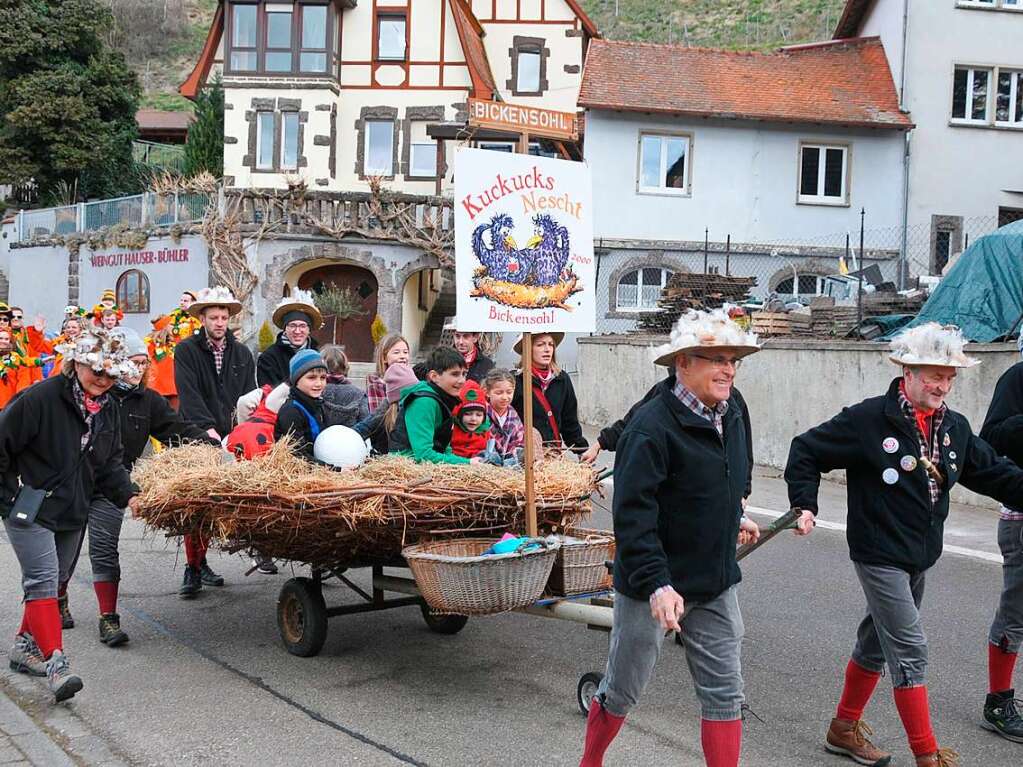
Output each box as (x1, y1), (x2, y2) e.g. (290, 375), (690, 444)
(132, 441), (597, 571)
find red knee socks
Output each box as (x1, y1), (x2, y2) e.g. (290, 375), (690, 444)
(836, 659), (883, 721)
(93, 580), (118, 615)
(24, 599), (62, 660)
(893, 685), (938, 757)
(989, 642), (1018, 694)
(701, 719), (742, 767)
(580, 701), (626, 767)
(183, 534), (208, 568)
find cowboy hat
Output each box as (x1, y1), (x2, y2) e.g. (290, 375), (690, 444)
(651, 307), (760, 367)
(272, 289), (324, 330)
(187, 286), (243, 318)
(889, 323), (979, 368)
(513, 332), (565, 356)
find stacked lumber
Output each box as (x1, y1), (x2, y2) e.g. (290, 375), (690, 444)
(751, 311), (811, 337)
(810, 306), (860, 337)
(635, 273), (756, 334)
(862, 292), (926, 317)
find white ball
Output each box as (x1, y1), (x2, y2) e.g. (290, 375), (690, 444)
(313, 425), (369, 469)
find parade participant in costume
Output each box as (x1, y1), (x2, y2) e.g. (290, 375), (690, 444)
(450, 379), (492, 459)
(483, 368), (526, 459)
(978, 352), (1023, 743)
(352, 363), (418, 454)
(579, 308), (803, 767)
(367, 335), (411, 414)
(512, 333), (588, 452)
(0, 330), (23, 409)
(257, 290), (323, 388)
(174, 287), (255, 599)
(320, 345), (370, 428)
(48, 311), (86, 377)
(8, 307), (50, 386)
(446, 320), (495, 383)
(785, 323), (1023, 767)
(274, 350), (348, 462)
(0, 329), (138, 702)
(390, 347), (480, 465)
(90, 289), (123, 328)
(98, 308), (119, 331)
(147, 290), (201, 404)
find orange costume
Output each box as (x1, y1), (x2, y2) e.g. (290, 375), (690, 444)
(147, 308), (201, 397)
(9, 328), (49, 386)
(47, 335), (77, 378)
(0, 350), (42, 403)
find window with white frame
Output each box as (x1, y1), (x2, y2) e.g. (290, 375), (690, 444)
(256, 112), (275, 170)
(365, 120), (394, 175)
(516, 49), (541, 93)
(957, 0), (1021, 9)
(281, 112), (299, 170)
(638, 134), (690, 194)
(408, 121), (437, 178)
(952, 66), (992, 121)
(996, 70), (1023, 125)
(776, 274), (827, 297)
(799, 144), (848, 205)
(616, 268), (672, 311)
(376, 13), (407, 61)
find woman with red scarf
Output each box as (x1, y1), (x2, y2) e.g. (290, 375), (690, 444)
(511, 333), (587, 452)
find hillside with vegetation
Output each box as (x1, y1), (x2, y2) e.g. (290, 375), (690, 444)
(110, 0), (848, 112)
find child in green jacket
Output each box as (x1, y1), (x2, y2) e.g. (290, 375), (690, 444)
(389, 347), (482, 465)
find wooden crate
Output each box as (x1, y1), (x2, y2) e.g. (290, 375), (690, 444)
(751, 311), (792, 337)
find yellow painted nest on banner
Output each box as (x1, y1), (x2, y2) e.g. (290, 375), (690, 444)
(471, 272), (581, 311)
(132, 440), (597, 570)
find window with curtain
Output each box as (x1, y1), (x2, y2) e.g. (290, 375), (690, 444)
(116, 270), (150, 314)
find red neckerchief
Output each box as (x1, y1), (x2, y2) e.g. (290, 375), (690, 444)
(532, 366), (556, 392)
(463, 344), (478, 368)
(83, 394), (103, 415)
(900, 381), (935, 441)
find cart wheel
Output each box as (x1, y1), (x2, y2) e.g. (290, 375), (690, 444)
(277, 577), (328, 657)
(419, 603), (469, 635)
(577, 671), (604, 715)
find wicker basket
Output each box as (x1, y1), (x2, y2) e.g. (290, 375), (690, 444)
(547, 527), (615, 596)
(402, 537), (561, 616)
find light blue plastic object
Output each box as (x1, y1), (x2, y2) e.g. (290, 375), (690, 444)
(483, 533), (541, 556)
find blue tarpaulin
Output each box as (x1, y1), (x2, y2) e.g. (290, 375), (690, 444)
(906, 219), (1023, 342)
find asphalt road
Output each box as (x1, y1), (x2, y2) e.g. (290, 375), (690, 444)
(0, 469), (1017, 767)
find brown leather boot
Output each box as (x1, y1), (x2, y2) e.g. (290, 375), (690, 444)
(914, 748), (959, 767)
(824, 718), (892, 766)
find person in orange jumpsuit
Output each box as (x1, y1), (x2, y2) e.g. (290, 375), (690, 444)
(147, 290), (199, 408)
(8, 308), (51, 386)
(0, 328), (42, 403)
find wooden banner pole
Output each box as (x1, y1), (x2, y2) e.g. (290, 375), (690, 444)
(516, 130), (538, 538)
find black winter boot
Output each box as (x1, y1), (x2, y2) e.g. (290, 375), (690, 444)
(199, 559), (224, 587)
(179, 565), (202, 599)
(983, 689), (1023, 743)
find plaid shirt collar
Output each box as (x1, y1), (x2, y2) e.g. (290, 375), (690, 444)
(206, 333), (226, 374)
(897, 383), (947, 506)
(673, 380), (728, 436)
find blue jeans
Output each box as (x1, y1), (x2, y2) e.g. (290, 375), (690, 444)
(990, 517), (1023, 654)
(597, 586), (745, 721)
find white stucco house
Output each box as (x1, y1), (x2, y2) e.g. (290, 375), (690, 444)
(577, 37), (913, 329)
(835, 0), (1023, 274)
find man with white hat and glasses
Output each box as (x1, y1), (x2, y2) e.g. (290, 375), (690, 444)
(786, 323), (1023, 767)
(579, 307), (814, 767)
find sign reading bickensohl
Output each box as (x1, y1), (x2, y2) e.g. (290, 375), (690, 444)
(468, 98), (578, 141)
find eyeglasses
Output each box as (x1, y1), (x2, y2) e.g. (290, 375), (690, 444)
(11, 314), (23, 321)
(688, 353), (743, 370)
(285, 322), (309, 331)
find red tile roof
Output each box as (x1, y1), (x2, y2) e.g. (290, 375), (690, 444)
(834, 0), (873, 40)
(578, 37), (912, 131)
(448, 0), (497, 100)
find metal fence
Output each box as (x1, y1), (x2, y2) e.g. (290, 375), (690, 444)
(592, 216), (1003, 336)
(132, 141), (187, 172)
(15, 191), (215, 242)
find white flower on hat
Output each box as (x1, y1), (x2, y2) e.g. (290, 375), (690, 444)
(274, 288), (317, 312)
(651, 306), (760, 367)
(70, 329), (139, 379)
(889, 323), (979, 368)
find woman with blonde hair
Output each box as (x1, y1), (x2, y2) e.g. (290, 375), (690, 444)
(366, 334), (411, 413)
(511, 333), (588, 453)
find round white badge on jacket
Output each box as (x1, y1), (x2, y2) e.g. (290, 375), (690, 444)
(900, 455), (917, 472)
(882, 437), (899, 454)
(882, 468), (899, 485)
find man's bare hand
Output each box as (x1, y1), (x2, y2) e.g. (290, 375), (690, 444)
(650, 587), (685, 632)
(738, 517), (760, 546)
(794, 509), (816, 536)
(580, 443), (601, 465)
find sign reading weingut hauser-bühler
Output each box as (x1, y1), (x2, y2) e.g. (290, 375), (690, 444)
(453, 147), (595, 333)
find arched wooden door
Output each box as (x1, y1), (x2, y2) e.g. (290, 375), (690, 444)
(297, 264), (378, 361)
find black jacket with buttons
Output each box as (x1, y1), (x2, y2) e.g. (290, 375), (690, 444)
(786, 377), (1023, 573)
(174, 328), (256, 438)
(109, 384), (219, 471)
(612, 379), (750, 603)
(980, 361), (1023, 515)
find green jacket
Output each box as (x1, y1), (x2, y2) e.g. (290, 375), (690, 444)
(389, 381), (469, 465)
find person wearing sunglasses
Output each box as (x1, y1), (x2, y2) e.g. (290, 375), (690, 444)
(0, 329), (139, 703)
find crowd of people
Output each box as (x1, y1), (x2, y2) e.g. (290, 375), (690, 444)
(1, 283), (1021, 767)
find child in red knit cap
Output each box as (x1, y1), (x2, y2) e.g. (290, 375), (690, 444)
(451, 379), (492, 459)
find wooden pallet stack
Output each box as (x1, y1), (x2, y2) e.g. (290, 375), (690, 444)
(751, 311), (812, 338)
(862, 292), (926, 317)
(635, 273), (756, 334)
(810, 306), (861, 337)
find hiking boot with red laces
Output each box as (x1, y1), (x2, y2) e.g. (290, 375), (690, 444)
(824, 718), (892, 766)
(8, 633), (46, 677)
(915, 748), (959, 767)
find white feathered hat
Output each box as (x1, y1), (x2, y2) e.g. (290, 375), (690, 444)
(69, 329), (139, 379)
(889, 323), (979, 368)
(187, 286), (243, 318)
(272, 288), (323, 330)
(652, 306), (761, 367)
